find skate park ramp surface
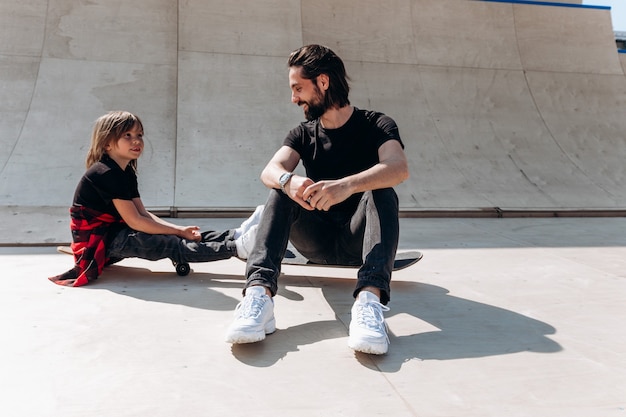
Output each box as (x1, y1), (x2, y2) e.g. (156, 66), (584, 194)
(1, 0), (625, 216)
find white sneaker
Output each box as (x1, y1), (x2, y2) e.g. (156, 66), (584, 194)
(234, 224), (258, 259)
(225, 285), (275, 344)
(348, 291), (390, 355)
(234, 205), (264, 239)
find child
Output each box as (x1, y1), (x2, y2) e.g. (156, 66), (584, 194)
(50, 110), (262, 287)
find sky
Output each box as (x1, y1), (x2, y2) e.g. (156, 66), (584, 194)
(583, 0), (626, 32)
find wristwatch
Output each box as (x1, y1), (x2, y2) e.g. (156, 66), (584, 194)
(279, 172), (294, 194)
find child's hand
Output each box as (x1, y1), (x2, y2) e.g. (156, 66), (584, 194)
(179, 225), (201, 241)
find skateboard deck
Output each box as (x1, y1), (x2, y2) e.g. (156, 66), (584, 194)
(58, 245), (422, 274)
(56, 246), (191, 276)
(57, 245), (73, 256)
(283, 248), (423, 271)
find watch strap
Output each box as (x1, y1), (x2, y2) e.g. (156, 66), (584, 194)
(279, 172), (294, 194)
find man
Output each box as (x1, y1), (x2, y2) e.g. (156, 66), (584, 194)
(225, 45), (409, 355)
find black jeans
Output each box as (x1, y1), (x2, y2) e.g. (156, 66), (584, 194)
(245, 188), (399, 304)
(107, 228), (237, 264)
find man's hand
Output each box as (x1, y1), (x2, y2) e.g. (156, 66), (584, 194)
(302, 179), (352, 212)
(285, 175), (316, 210)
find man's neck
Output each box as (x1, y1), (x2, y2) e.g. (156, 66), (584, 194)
(319, 105), (353, 129)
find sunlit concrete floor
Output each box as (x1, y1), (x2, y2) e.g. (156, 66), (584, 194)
(1, 210), (625, 417)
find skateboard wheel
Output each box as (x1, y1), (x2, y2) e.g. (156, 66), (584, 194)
(175, 262), (190, 276)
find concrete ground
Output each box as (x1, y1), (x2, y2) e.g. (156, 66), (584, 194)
(1, 210), (625, 417)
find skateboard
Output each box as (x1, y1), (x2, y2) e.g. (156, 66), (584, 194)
(282, 248), (423, 271)
(56, 246), (191, 276)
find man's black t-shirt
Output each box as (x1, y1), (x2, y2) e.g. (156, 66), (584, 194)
(72, 154), (140, 220)
(283, 107), (403, 212)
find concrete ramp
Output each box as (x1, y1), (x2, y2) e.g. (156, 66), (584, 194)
(1, 0), (625, 213)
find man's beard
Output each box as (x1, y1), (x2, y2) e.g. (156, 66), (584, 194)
(302, 87), (328, 121)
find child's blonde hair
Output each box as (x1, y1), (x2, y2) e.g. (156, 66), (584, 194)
(85, 111), (144, 169)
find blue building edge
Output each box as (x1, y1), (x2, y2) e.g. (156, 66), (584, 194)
(617, 32), (626, 52)
(478, 0), (610, 10)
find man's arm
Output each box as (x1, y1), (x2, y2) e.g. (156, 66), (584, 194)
(260, 145), (301, 189)
(304, 140), (409, 211)
(260, 145), (317, 210)
(345, 139), (409, 192)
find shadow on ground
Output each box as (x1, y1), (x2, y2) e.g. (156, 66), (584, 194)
(85, 265), (562, 371)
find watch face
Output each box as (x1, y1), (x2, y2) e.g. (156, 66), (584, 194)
(280, 173), (292, 185)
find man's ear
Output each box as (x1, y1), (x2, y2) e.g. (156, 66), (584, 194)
(317, 73), (330, 91)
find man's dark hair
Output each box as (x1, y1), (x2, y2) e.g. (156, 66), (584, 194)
(288, 44), (350, 109)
